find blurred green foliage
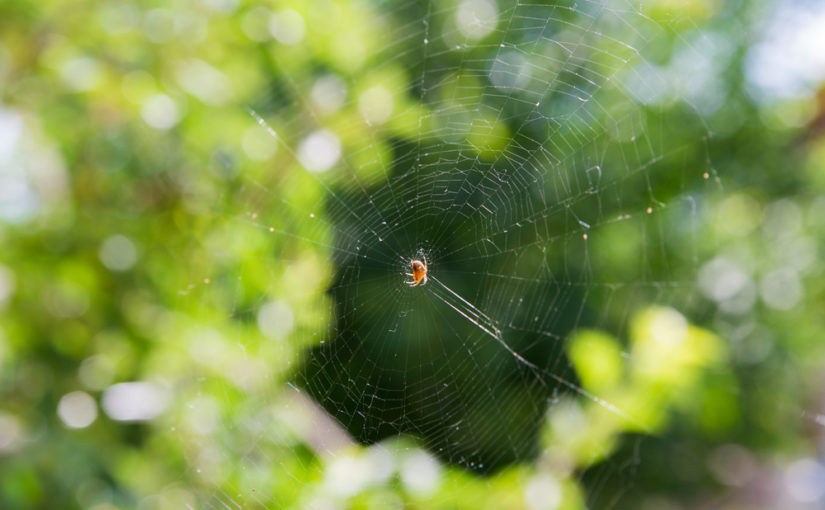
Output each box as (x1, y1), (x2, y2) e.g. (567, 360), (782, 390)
(1, 0), (825, 509)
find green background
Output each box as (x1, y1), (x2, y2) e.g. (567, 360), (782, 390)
(1, 0), (824, 509)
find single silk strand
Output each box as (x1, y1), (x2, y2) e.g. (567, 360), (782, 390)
(428, 274), (537, 370)
(427, 274), (647, 430)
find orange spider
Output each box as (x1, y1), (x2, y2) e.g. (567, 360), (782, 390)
(406, 256), (428, 286)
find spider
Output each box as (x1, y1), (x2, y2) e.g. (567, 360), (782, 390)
(406, 256), (428, 287)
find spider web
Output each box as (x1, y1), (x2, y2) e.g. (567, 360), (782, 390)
(180, 0), (718, 508)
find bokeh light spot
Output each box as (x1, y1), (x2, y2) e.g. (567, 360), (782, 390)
(524, 473), (562, 510)
(0, 412), (24, 453)
(141, 94), (181, 130)
(785, 458), (825, 503)
(242, 125), (277, 161)
(358, 86), (393, 125)
(102, 382), (169, 422)
(57, 391), (98, 429)
(760, 267), (802, 310)
(298, 130), (341, 173)
(455, 0), (498, 40)
(175, 59), (232, 105)
(60, 57), (103, 92)
(270, 9), (306, 45)
(311, 75), (347, 114)
(489, 51), (530, 90)
(99, 234), (138, 271)
(257, 300), (295, 339)
(400, 450), (442, 496)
